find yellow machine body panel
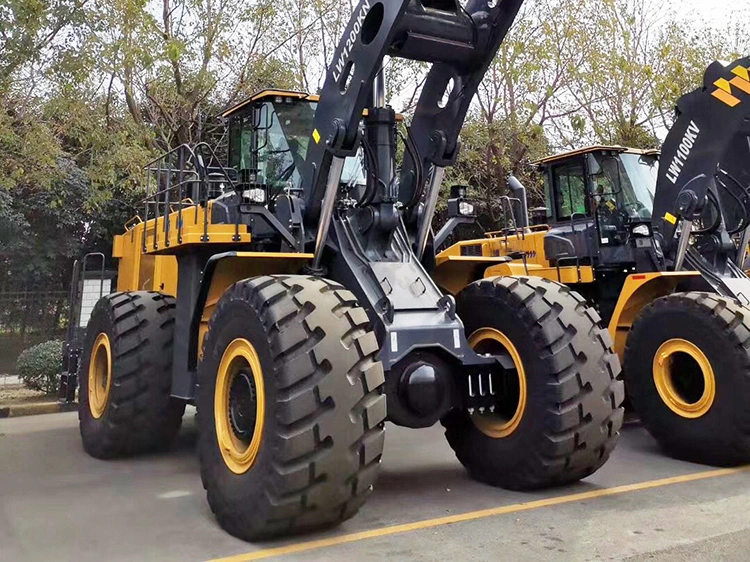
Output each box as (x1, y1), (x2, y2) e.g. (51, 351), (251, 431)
(113, 230), (179, 294)
(483, 227), (551, 266)
(438, 228), (550, 266)
(432, 255), (521, 294)
(606, 271), (699, 362)
(435, 226), (594, 294)
(113, 203), (313, 362)
(196, 252), (313, 360)
(484, 261), (595, 284)
(437, 233), (701, 362)
(127, 203), (251, 255)
(113, 202), (255, 296)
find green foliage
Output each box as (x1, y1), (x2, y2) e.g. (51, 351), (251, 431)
(552, 0), (725, 148)
(445, 116), (549, 230)
(0, 0), (92, 89)
(0, 97), (62, 192)
(0, 157), (93, 290)
(16, 340), (63, 394)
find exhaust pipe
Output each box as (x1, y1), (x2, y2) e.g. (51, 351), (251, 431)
(507, 175), (529, 229)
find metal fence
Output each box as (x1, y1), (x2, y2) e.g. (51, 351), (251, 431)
(0, 289), (69, 375)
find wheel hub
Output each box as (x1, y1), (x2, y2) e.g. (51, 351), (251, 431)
(228, 370), (257, 442)
(653, 338), (715, 419)
(467, 327), (527, 439)
(214, 338), (266, 475)
(88, 332), (112, 419)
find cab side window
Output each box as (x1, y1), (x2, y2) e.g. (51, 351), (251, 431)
(543, 175), (553, 221)
(553, 161), (588, 220)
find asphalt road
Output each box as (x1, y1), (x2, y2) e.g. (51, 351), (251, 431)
(2, 411), (750, 562)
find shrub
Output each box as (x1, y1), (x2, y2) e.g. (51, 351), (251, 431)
(16, 340), (63, 395)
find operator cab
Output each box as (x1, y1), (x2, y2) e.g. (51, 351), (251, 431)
(538, 146), (660, 270)
(199, 90), (369, 251)
(223, 90), (367, 204)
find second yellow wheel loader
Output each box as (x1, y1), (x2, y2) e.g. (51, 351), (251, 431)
(435, 56), (750, 466)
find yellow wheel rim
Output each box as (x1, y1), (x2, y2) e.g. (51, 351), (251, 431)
(468, 327), (527, 438)
(214, 338), (266, 475)
(88, 333), (112, 419)
(653, 338), (715, 419)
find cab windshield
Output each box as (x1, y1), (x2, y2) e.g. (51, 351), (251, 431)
(590, 152), (658, 220)
(590, 152), (658, 246)
(619, 153), (658, 217)
(256, 99), (366, 192)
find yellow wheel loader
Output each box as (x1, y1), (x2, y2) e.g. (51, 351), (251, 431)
(59, 0), (623, 540)
(435, 57), (750, 466)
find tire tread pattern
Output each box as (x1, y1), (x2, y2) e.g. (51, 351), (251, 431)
(79, 291), (185, 459)
(446, 276), (624, 489)
(199, 275), (386, 540)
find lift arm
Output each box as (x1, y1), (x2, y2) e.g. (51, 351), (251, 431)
(652, 56), (750, 302)
(303, 0), (524, 221)
(297, 0), (525, 371)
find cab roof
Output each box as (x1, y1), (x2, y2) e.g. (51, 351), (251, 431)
(222, 90), (318, 118)
(221, 88), (405, 121)
(534, 145), (660, 166)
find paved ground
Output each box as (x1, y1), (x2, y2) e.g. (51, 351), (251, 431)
(2, 411), (750, 562)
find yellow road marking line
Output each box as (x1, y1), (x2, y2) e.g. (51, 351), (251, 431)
(209, 466), (750, 562)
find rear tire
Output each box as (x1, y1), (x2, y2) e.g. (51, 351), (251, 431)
(197, 275), (386, 541)
(443, 276), (624, 490)
(78, 292), (186, 459)
(624, 292), (750, 465)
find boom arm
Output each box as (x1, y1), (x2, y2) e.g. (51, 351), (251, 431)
(303, 0), (525, 222)
(297, 0), (525, 373)
(652, 56), (750, 302)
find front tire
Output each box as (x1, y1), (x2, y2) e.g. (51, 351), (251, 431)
(624, 292), (750, 465)
(443, 276), (624, 490)
(78, 292), (186, 459)
(198, 275), (386, 541)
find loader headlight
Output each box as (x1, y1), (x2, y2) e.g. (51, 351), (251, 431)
(243, 188), (266, 204)
(631, 223), (651, 237)
(447, 185), (476, 218)
(450, 185), (468, 199)
(459, 202), (475, 216)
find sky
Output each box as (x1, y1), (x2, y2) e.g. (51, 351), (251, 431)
(674, 0), (748, 24)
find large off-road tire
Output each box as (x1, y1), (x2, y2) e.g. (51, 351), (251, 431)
(443, 276), (624, 490)
(78, 291), (186, 459)
(624, 292), (750, 465)
(197, 275), (386, 541)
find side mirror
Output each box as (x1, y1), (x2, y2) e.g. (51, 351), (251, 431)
(593, 156), (624, 197)
(586, 154), (601, 176)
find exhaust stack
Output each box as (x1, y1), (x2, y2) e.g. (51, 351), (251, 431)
(507, 175), (529, 229)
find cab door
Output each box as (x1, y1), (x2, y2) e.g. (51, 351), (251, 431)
(543, 158), (598, 265)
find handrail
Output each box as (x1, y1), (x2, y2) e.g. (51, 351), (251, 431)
(123, 215), (142, 231)
(138, 143), (240, 251)
(569, 212), (591, 282)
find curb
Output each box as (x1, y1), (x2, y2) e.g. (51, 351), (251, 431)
(0, 402), (77, 419)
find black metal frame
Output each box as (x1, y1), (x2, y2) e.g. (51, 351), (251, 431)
(651, 56), (750, 301)
(59, 253), (108, 403)
(298, 0), (524, 377)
